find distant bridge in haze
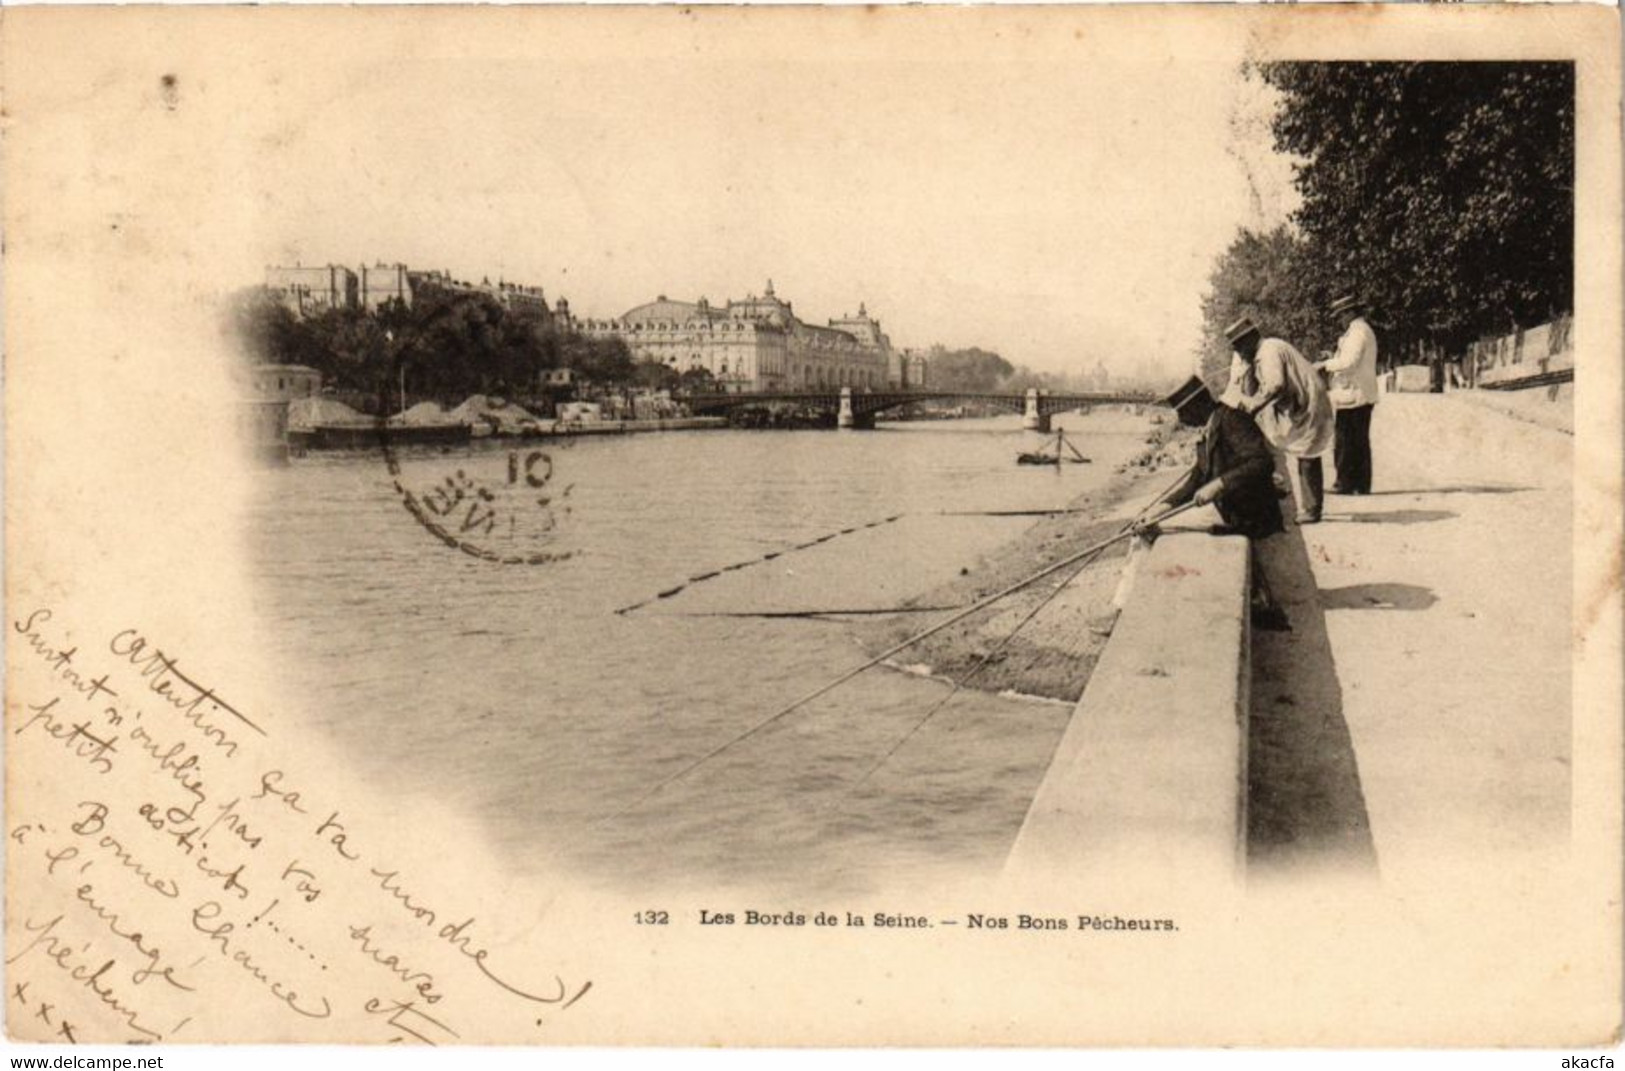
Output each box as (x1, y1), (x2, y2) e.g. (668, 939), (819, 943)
(683, 386), (1160, 430)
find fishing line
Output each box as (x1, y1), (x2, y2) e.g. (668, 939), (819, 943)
(659, 604), (964, 619)
(937, 508), (1096, 517)
(848, 545), (1113, 790)
(589, 497), (1197, 829)
(613, 513), (906, 615)
(850, 466), (1196, 788)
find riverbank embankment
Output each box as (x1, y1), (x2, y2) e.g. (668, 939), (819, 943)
(862, 407), (1195, 702)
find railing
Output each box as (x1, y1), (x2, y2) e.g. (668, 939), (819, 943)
(1468, 315), (1574, 390)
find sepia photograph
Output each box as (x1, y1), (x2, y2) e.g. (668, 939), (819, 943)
(3, 3), (1620, 1052)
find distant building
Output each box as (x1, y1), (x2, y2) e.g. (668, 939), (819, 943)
(408, 270), (555, 319)
(238, 363), (323, 460)
(886, 347), (906, 388)
(578, 280), (892, 393)
(494, 281), (551, 316)
(1078, 358), (1111, 391)
(247, 363), (323, 400)
(905, 350), (929, 388)
(360, 262), (411, 311)
(265, 264), (358, 317)
(265, 260), (568, 325)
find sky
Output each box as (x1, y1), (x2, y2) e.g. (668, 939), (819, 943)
(230, 8), (1299, 384)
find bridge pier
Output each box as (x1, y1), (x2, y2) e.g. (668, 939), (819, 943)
(1023, 387), (1051, 433)
(837, 387), (875, 430)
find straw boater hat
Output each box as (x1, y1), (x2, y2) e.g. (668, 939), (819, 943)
(1160, 375), (1212, 415)
(1329, 294), (1361, 315)
(1224, 316), (1261, 345)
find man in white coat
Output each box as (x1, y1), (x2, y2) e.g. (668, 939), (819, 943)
(1222, 316), (1334, 524)
(1314, 293), (1380, 494)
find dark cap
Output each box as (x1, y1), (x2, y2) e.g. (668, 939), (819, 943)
(1224, 316), (1261, 345)
(1160, 375), (1212, 413)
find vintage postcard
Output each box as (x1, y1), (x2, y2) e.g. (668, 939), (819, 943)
(3, 3), (1620, 1049)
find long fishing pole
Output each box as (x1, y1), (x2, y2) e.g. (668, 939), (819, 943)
(592, 496), (1198, 827)
(849, 550), (1100, 791)
(849, 466), (1194, 788)
(664, 604), (964, 619)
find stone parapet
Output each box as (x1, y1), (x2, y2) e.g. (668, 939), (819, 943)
(1003, 530), (1251, 893)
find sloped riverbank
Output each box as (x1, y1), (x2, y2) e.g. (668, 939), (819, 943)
(862, 414), (1195, 702)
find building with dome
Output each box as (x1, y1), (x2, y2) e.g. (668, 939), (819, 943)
(577, 280), (894, 393)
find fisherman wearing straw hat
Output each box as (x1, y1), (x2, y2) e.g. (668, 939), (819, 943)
(1221, 316), (1334, 525)
(1313, 293), (1380, 495)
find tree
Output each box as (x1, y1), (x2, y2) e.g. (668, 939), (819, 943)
(924, 346), (1015, 392)
(677, 366), (718, 392)
(560, 334), (635, 386)
(633, 360), (680, 392)
(1197, 225), (1333, 387)
(403, 290), (508, 398)
(1256, 61), (1573, 354)
(229, 288), (329, 373)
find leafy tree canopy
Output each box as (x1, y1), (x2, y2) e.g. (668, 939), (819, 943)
(1197, 225), (1332, 387)
(1254, 60), (1573, 354)
(230, 285), (639, 404)
(924, 346), (1016, 392)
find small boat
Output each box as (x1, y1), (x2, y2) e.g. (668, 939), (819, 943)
(1017, 428), (1091, 467)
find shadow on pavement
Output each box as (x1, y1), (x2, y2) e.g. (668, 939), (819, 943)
(1357, 485), (1532, 497)
(1335, 508), (1457, 525)
(1247, 526), (1378, 877)
(1320, 583), (1438, 612)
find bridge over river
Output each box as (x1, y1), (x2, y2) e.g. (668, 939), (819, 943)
(683, 386), (1159, 430)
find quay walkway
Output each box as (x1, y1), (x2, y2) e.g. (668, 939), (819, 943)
(1280, 391), (1575, 883)
(1006, 391), (1585, 889)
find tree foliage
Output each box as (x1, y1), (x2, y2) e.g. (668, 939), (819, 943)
(1255, 61), (1573, 354)
(1197, 226), (1333, 387)
(632, 359), (681, 392)
(230, 286), (639, 404)
(923, 346), (1016, 392)
(676, 366), (719, 392)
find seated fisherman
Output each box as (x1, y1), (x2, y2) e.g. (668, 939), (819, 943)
(1152, 374), (1283, 539)
(1140, 374), (1288, 629)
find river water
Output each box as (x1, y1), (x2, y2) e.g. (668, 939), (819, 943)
(247, 415), (1151, 898)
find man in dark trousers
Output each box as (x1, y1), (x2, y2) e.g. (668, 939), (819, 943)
(1152, 374), (1284, 539)
(1313, 293), (1380, 494)
(1140, 374), (1288, 628)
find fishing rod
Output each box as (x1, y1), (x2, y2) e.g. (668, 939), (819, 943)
(848, 553), (1097, 791)
(850, 466), (1195, 788)
(592, 495), (1198, 827)
(937, 508), (1098, 517)
(662, 604), (964, 619)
